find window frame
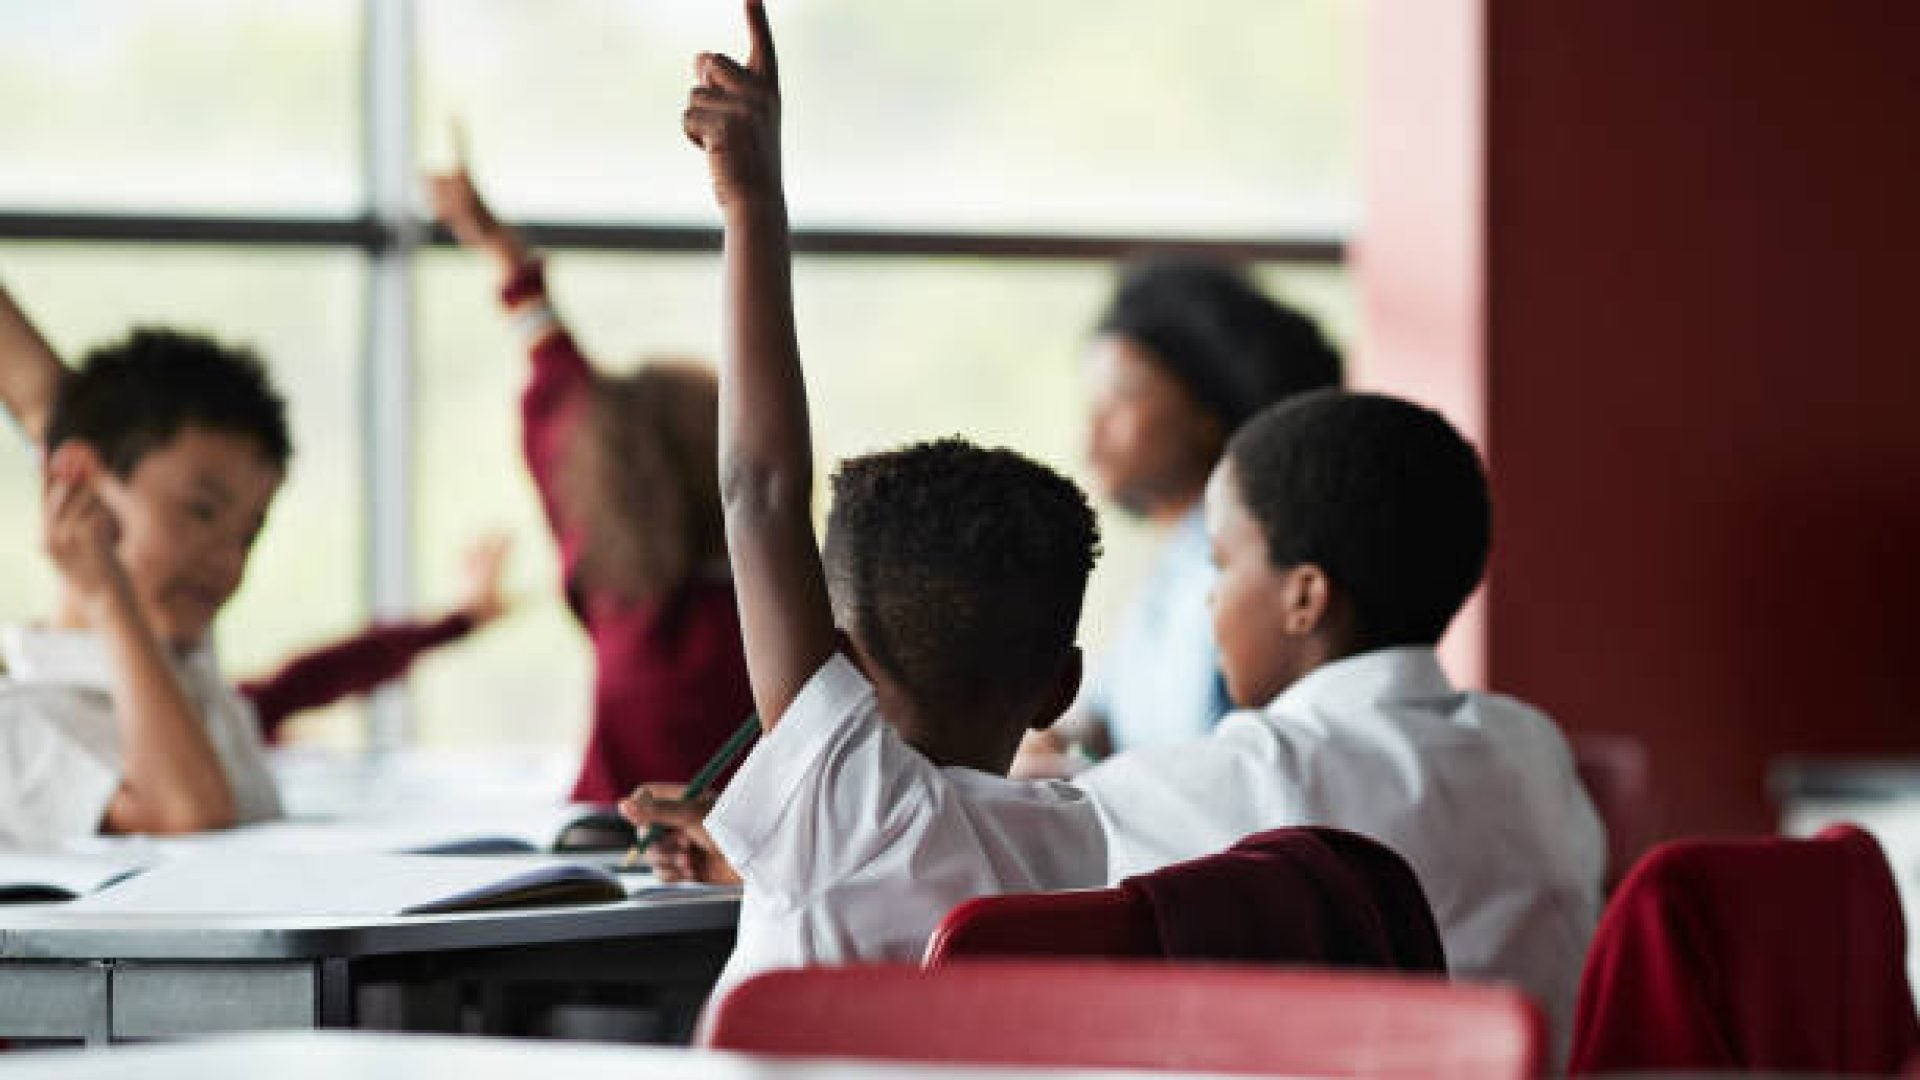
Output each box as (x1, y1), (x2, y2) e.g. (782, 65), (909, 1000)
(0, 0), (1346, 746)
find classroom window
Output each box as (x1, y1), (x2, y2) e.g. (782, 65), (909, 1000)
(1, 2), (1355, 752)
(413, 253), (1352, 747)
(0, 1), (359, 214)
(417, 0), (1357, 233)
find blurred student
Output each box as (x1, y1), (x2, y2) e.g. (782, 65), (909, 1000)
(1073, 390), (1604, 1058)
(1035, 261), (1341, 763)
(621, 0), (1104, 1003)
(0, 297), (289, 843)
(0, 287), (514, 746)
(425, 163), (754, 802)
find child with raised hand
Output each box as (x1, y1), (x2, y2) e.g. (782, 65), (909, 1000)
(424, 148), (754, 803)
(1, 285), (513, 748)
(1073, 390), (1604, 1060)
(623, 0), (1105, 1000)
(0, 324), (290, 842)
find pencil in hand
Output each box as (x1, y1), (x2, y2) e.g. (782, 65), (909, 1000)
(621, 711), (761, 869)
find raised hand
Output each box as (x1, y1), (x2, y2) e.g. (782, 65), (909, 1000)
(424, 131), (531, 273)
(455, 530), (514, 626)
(684, 0), (783, 216)
(42, 444), (127, 604)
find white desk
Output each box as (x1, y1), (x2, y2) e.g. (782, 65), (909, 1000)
(0, 892), (738, 1045)
(0, 1032), (1246, 1079)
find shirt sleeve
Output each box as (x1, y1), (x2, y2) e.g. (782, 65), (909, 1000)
(705, 653), (933, 904)
(0, 693), (122, 846)
(239, 613), (477, 739)
(506, 261), (598, 593)
(1074, 715), (1311, 881)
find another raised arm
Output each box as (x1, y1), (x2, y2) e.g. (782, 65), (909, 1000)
(0, 282), (68, 447)
(685, 0), (836, 730)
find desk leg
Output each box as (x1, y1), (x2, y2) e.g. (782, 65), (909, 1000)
(84, 962), (112, 1047)
(317, 958), (353, 1028)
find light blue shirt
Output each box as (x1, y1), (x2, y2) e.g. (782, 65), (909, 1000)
(1087, 506), (1229, 751)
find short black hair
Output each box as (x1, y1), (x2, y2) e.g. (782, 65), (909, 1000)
(1227, 391), (1490, 649)
(46, 327), (292, 476)
(823, 438), (1101, 713)
(1097, 258), (1343, 428)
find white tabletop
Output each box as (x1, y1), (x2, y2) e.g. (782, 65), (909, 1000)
(0, 1032), (1243, 1080)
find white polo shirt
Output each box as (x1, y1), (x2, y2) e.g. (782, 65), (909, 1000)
(705, 652), (1106, 1006)
(0, 626), (283, 848)
(1074, 646), (1604, 1059)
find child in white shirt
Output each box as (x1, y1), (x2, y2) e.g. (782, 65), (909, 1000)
(1073, 391), (1603, 1059)
(0, 308), (289, 845)
(622, 0), (1106, 1006)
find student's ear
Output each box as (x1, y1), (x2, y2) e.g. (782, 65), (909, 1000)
(1281, 563), (1335, 637)
(1028, 646), (1083, 732)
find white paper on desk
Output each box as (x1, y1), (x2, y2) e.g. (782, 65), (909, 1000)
(68, 853), (637, 916)
(0, 851), (152, 901)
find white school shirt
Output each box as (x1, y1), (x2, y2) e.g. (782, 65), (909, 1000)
(0, 626), (283, 848)
(1085, 506), (1229, 751)
(704, 653), (1106, 1007)
(1074, 646), (1604, 1060)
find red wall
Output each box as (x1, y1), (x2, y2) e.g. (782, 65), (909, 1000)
(1364, 2), (1920, 837)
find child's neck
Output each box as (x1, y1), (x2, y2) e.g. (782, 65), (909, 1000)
(1145, 489), (1202, 529)
(871, 681), (1019, 776)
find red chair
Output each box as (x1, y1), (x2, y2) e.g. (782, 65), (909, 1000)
(928, 827), (1445, 973)
(927, 887), (1158, 964)
(1571, 733), (1655, 893)
(706, 961), (1545, 1078)
(1570, 823), (1920, 1075)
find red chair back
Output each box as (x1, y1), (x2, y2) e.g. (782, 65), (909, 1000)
(1570, 823), (1920, 1074)
(706, 961), (1545, 1079)
(1571, 733), (1655, 893)
(926, 887), (1158, 964)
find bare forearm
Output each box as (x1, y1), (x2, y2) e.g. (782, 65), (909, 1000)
(718, 204), (837, 727)
(95, 584), (236, 833)
(720, 205), (812, 516)
(0, 283), (66, 447)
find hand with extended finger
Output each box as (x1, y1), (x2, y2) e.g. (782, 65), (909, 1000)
(456, 530), (515, 626)
(42, 445), (128, 605)
(684, 0), (783, 215)
(424, 136), (532, 274)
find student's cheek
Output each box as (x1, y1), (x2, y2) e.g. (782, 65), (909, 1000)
(1209, 579), (1256, 705)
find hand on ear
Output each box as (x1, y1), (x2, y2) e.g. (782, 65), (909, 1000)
(42, 442), (125, 597)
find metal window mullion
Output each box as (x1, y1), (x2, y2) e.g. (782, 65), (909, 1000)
(361, 0), (417, 753)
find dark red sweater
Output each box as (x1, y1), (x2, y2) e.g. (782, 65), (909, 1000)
(508, 263), (755, 803)
(241, 613), (477, 741)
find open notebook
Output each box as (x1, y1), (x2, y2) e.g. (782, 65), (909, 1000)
(65, 853), (642, 916)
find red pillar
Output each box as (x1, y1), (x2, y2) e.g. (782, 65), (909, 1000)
(1361, 1), (1920, 837)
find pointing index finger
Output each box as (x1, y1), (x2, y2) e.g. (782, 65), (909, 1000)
(745, 0), (778, 87)
(449, 115), (471, 173)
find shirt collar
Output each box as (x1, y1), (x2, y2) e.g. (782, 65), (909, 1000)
(1263, 646), (1458, 719)
(1, 625), (216, 692)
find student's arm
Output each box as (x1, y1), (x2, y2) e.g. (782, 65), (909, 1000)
(239, 532), (510, 737)
(686, 0), (836, 730)
(424, 169), (596, 567)
(45, 447), (236, 834)
(0, 282), (68, 447)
